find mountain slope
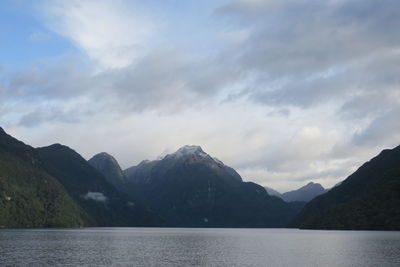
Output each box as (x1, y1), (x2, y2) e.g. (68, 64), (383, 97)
(281, 182), (327, 202)
(265, 186), (282, 198)
(291, 145), (400, 230)
(37, 144), (161, 227)
(124, 145), (301, 227)
(0, 127), (86, 228)
(88, 152), (126, 190)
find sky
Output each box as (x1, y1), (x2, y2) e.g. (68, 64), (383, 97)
(1, 0), (400, 192)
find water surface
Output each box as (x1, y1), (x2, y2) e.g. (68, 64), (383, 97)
(1, 228), (399, 266)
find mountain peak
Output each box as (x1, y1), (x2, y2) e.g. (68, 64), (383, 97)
(126, 144), (243, 185)
(96, 152), (113, 158)
(303, 182), (324, 190)
(177, 145), (205, 154)
(167, 145), (208, 159)
(89, 152), (126, 186)
(91, 152), (118, 163)
(281, 182), (327, 202)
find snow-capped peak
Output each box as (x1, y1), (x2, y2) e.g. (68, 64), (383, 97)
(161, 146), (229, 169)
(160, 145), (212, 160)
(173, 145), (208, 158)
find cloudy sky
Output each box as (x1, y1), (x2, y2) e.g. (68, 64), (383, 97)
(1, 0), (400, 192)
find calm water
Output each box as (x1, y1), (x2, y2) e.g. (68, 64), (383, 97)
(0, 228), (400, 267)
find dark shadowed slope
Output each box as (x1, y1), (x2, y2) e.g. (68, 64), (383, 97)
(281, 182), (327, 202)
(291, 145), (400, 230)
(89, 152), (126, 190)
(0, 127), (86, 227)
(124, 145), (301, 227)
(36, 144), (161, 227)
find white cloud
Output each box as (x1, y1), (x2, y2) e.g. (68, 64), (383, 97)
(84, 191), (107, 202)
(2, 0), (400, 193)
(43, 0), (156, 69)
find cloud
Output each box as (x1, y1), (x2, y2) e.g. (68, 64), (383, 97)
(103, 48), (241, 112)
(1, 49), (240, 117)
(352, 107), (400, 146)
(2, 55), (91, 100)
(18, 105), (84, 127)
(84, 191), (107, 202)
(42, 0), (156, 69)
(2, 0), (400, 193)
(217, 0), (400, 110)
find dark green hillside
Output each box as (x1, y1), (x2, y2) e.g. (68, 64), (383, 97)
(0, 127), (86, 228)
(36, 144), (161, 227)
(291, 145), (400, 230)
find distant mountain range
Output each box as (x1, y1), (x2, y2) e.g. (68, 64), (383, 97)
(1, 126), (399, 230)
(265, 182), (327, 202)
(93, 145), (302, 227)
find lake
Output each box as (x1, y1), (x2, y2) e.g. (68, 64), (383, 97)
(0, 228), (399, 266)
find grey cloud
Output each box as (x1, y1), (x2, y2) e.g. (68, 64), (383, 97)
(339, 91), (396, 120)
(289, 164), (355, 184)
(3, 49), (238, 121)
(18, 106), (84, 127)
(4, 56), (92, 100)
(104, 48), (240, 112)
(267, 108), (290, 117)
(2, 48), (241, 125)
(352, 107), (400, 146)
(2, 0), (400, 191)
(217, 0), (400, 110)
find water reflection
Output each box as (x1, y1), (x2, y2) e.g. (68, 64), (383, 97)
(0, 228), (399, 266)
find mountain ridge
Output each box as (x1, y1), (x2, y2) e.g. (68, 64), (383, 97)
(121, 145), (301, 227)
(37, 144), (161, 227)
(264, 186), (282, 197)
(2, 126), (399, 230)
(291, 145), (400, 230)
(0, 127), (161, 228)
(0, 129), (87, 227)
(281, 182), (327, 202)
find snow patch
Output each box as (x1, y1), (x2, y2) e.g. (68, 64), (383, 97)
(168, 145), (208, 158)
(84, 192), (107, 202)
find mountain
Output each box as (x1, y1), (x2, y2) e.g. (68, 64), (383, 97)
(265, 186), (282, 198)
(0, 126), (160, 228)
(281, 182), (327, 202)
(291, 145), (400, 230)
(36, 144), (161, 227)
(88, 152), (126, 190)
(123, 145), (301, 227)
(0, 127), (86, 227)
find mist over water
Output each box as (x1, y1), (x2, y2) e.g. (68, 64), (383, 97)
(1, 228), (399, 266)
